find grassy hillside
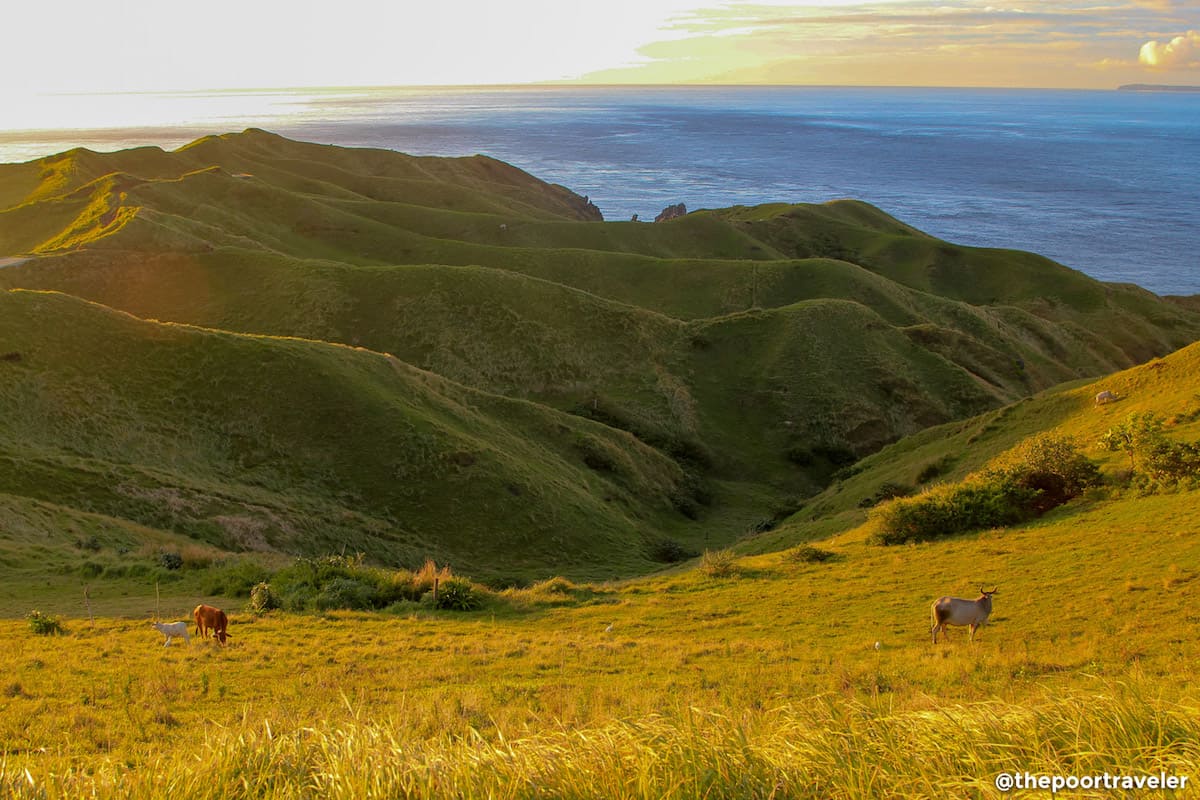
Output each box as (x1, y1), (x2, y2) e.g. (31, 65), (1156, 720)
(1, 131), (1198, 580)
(0, 289), (711, 580)
(747, 338), (1200, 553)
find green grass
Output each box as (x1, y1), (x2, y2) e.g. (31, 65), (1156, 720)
(751, 338), (1200, 554)
(0, 289), (708, 581)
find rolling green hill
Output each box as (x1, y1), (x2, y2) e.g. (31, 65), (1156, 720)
(747, 337), (1200, 553)
(1, 130), (1198, 579)
(0, 290), (698, 579)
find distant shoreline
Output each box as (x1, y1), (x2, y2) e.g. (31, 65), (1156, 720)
(1118, 84), (1200, 93)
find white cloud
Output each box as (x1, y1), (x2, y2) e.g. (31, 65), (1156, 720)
(1138, 30), (1200, 68)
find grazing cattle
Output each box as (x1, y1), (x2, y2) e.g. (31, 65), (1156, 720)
(152, 620), (190, 647)
(193, 604), (230, 644)
(931, 586), (997, 643)
(1095, 390), (1117, 405)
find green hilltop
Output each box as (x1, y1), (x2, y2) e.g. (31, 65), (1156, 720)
(1, 130), (1198, 581)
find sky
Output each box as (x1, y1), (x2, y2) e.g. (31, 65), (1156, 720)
(0, 0), (1197, 94)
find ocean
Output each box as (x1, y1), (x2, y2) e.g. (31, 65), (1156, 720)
(3, 86), (1197, 295)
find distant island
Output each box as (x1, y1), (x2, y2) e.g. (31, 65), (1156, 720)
(1118, 84), (1200, 93)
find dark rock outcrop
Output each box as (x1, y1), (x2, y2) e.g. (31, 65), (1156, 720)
(655, 203), (687, 223)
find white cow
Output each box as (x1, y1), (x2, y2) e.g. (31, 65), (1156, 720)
(931, 587), (997, 643)
(1095, 390), (1117, 405)
(153, 620), (191, 647)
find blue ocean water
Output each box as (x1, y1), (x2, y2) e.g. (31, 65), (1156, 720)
(4, 86), (1198, 294)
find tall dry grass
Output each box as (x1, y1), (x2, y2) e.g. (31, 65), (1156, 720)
(7, 682), (1197, 800)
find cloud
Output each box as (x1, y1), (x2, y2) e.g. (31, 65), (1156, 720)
(1139, 30), (1200, 67)
(587, 0), (1200, 87)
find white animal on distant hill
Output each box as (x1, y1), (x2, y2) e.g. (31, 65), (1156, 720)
(153, 620), (190, 647)
(1095, 390), (1117, 405)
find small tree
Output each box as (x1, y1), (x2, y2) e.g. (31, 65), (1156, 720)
(1100, 412), (1165, 471)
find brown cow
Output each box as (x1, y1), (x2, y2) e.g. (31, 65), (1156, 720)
(193, 604), (230, 644)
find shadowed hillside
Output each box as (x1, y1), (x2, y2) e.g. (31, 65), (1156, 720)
(1, 131), (1198, 577)
(746, 337), (1200, 553)
(0, 290), (699, 579)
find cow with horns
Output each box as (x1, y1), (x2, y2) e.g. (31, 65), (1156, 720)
(931, 586), (997, 643)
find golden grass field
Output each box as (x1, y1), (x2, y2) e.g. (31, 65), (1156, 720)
(3, 480), (1199, 798)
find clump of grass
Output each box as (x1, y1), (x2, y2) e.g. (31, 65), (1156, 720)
(699, 548), (738, 578)
(26, 610), (64, 636)
(431, 577), (484, 611)
(786, 544), (839, 564)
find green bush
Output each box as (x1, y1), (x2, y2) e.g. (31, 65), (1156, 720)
(1143, 439), (1200, 482)
(869, 434), (1099, 546)
(915, 456), (954, 484)
(27, 610), (64, 636)
(316, 577), (377, 611)
(1100, 412), (1200, 491)
(858, 482), (913, 508)
(266, 555), (472, 612)
(433, 577), (483, 611)
(648, 538), (698, 563)
(158, 551), (183, 570)
(248, 582), (281, 613)
(786, 544), (838, 564)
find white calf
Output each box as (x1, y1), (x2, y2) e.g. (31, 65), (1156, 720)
(153, 620), (190, 647)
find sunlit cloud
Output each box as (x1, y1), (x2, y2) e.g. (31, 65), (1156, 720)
(1139, 29), (1200, 67)
(583, 0), (1200, 87)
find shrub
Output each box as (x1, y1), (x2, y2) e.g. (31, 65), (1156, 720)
(648, 538), (698, 563)
(248, 582), (281, 613)
(1100, 412), (1167, 471)
(989, 433), (1100, 496)
(433, 577), (483, 611)
(157, 551), (183, 571)
(870, 434), (1099, 545)
(27, 610), (64, 636)
(869, 479), (1035, 545)
(699, 549), (738, 578)
(787, 544), (838, 564)
(1143, 438), (1200, 482)
(916, 456), (954, 484)
(267, 555), (473, 612)
(858, 482), (913, 508)
(315, 577), (376, 611)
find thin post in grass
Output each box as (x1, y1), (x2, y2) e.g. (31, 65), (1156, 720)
(155, 581), (160, 621)
(84, 585), (93, 625)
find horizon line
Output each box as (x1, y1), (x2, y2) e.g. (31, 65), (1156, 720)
(23, 81), (1145, 97)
